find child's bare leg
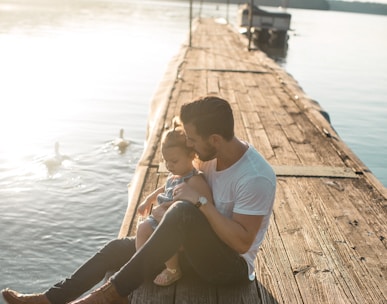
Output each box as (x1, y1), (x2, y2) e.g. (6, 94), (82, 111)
(165, 253), (180, 272)
(153, 253), (182, 286)
(135, 221), (153, 250)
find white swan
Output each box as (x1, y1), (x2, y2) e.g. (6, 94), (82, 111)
(43, 142), (70, 172)
(113, 129), (130, 153)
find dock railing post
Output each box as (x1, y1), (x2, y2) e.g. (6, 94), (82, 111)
(226, 0), (230, 23)
(248, 0), (254, 51)
(189, 0), (193, 47)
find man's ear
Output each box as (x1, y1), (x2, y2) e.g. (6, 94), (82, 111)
(208, 134), (222, 146)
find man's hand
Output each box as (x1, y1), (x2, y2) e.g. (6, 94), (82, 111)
(173, 183), (199, 204)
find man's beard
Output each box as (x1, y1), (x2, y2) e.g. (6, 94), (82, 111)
(196, 144), (217, 162)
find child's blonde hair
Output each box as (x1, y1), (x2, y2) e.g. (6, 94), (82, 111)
(161, 117), (194, 155)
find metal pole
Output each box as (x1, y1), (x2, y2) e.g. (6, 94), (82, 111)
(248, 0), (254, 51)
(189, 0), (193, 47)
(226, 0), (230, 23)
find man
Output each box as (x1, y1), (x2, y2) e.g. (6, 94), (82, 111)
(2, 96), (276, 304)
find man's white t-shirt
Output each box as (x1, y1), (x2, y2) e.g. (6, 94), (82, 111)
(199, 143), (276, 280)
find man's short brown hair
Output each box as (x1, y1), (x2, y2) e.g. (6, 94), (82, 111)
(180, 96), (234, 141)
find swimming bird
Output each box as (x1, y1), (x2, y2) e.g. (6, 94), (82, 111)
(43, 142), (70, 173)
(113, 129), (130, 153)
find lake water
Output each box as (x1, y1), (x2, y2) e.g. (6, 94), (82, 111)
(0, 0), (386, 294)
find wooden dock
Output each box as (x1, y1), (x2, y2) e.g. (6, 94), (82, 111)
(118, 18), (386, 303)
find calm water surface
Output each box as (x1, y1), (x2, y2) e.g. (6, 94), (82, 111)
(0, 0), (386, 294)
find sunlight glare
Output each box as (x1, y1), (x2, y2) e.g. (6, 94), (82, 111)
(0, 32), (103, 160)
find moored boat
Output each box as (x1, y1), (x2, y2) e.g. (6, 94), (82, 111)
(237, 3), (291, 47)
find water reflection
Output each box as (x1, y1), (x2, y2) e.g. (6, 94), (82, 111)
(243, 29), (289, 62)
(259, 43), (288, 62)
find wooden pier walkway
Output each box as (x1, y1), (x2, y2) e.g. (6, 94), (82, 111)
(118, 18), (386, 303)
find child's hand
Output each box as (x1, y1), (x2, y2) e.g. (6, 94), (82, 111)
(137, 200), (151, 216)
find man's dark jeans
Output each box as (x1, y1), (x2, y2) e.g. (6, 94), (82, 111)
(46, 201), (249, 304)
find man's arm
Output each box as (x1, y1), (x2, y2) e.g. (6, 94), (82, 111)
(173, 179), (272, 254)
(201, 205), (263, 253)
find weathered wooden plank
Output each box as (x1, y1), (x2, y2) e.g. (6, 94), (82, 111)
(259, 109), (302, 165)
(274, 178), (358, 303)
(257, 89), (332, 168)
(130, 280), (175, 304)
(207, 73), (220, 95)
(256, 221), (304, 303)
(240, 111), (276, 163)
(314, 179), (387, 292)
(279, 103), (345, 167)
(193, 69), (208, 98)
(175, 275), (217, 304)
(273, 165), (358, 178)
(292, 178), (386, 303)
(217, 281), (262, 304)
(232, 94), (250, 141)
(119, 165), (150, 238)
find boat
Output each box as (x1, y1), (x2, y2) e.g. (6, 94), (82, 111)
(237, 3), (291, 47)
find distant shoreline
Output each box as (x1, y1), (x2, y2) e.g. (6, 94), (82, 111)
(327, 1), (387, 16)
(175, 0), (387, 16)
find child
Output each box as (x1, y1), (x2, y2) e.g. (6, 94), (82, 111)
(135, 119), (211, 287)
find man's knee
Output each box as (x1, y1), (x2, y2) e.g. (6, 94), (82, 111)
(164, 200), (201, 226)
(169, 200), (196, 215)
(101, 237), (135, 257)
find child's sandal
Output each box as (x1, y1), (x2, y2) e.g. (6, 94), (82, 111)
(153, 268), (182, 287)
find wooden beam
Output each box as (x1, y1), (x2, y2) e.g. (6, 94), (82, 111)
(273, 165), (358, 178)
